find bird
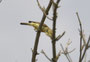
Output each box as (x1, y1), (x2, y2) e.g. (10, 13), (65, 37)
(20, 21), (53, 39)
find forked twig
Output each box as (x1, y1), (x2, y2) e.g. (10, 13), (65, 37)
(37, 0), (52, 20)
(76, 12), (90, 62)
(55, 31), (65, 41)
(60, 44), (73, 62)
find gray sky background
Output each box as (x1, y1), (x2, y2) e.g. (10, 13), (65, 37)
(0, 0), (90, 62)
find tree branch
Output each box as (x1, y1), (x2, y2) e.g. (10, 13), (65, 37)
(76, 12), (90, 62)
(32, 0), (52, 62)
(52, 0), (60, 62)
(55, 31), (65, 41)
(81, 36), (90, 61)
(37, 0), (52, 20)
(41, 50), (52, 61)
(60, 44), (73, 62)
(76, 12), (83, 62)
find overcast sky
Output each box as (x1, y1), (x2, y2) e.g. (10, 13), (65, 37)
(0, 0), (90, 62)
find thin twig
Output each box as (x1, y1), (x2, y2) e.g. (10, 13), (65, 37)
(41, 50), (52, 61)
(67, 48), (75, 53)
(60, 39), (74, 62)
(60, 44), (72, 62)
(55, 31), (65, 41)
(32, 0), (52, 62)
(76, 12), (83, 62)
(37, 0), (52, 20)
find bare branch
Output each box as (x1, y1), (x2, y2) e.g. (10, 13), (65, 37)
(60, 39), (75, 62)
(67, 48), (75, 54)
(81, 36), (90, 61)
(76, 12), (90, 62)
(51, 0), (60, 9)
(51, 0), (60, 62)
(60, 44), (73, 62)
(76, 12), (83, 62)
(41, 50), (52, 61)
(37, 0), (52, 20)
(32, 0), (52, 62)
(55, 31), (65, 41)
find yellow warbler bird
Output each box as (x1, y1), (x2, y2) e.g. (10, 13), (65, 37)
(20, 21), (53, 39)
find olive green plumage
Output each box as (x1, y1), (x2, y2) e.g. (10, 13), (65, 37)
(20, 21), (53, 39)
